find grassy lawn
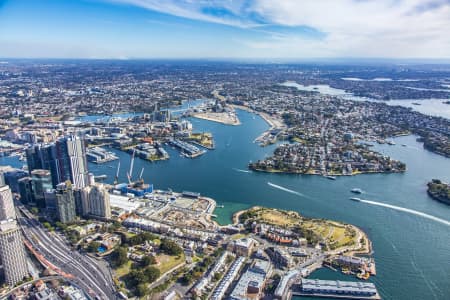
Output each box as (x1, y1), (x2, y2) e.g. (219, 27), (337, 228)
(303, 221), (357, 249)
(156, 253), (185, 274)
(242, 206), (360, 251)
(259, 209), (298, 227)
(230, 233), (247, 240)
(114, 260), (132, 278)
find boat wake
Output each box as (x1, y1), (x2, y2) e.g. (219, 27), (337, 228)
(359, 199), (450, 227)
(267, 182), (310, 198)
(233, 168), (252, 173)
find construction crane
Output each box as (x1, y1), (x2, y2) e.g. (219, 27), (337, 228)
(139, 167), (144, 182)
(128, 149), (135, 184)
(114, 161), (120, 185)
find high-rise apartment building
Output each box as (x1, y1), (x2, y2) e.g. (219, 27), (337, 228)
(85, 184), (111, 219)
(60, 136), (89, 189)
(0, 185), (16, 220)
(55, 182), (76, 223)
(31, 169), (53, 208)
(0, 220), (28, 286)
(18, 177), (34, 205)
(26, 135), (89, 189)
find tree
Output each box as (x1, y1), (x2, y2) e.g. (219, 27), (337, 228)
(87, 242), (101, 253)
(128, 266), (160, 289)
(212, 272), (222, 282)
(42, 222), (54, 231)
(141, 255), (156, 267)
(180, 273), (193, 285)
(111, 246), (128, 267)
(129, 269), (147, 285)
(143, 266), (160, 283)
(68, 232), (80, 244)
(159, 239), (182, 256)
(136, 283), (149, 297)
(107, 221), (122, 233)
(55, 221), (68, 231)
(128, 232), (157, 246)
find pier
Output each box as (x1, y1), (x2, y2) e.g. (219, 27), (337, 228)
(292, 279), (381, 300)
(86, 146), (118, 163)
(169, 138), (206, 158)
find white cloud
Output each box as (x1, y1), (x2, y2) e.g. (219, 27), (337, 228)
(245, 0), (450, 58)
(107, 0), (450, 58)
(109, 0), (261, 28)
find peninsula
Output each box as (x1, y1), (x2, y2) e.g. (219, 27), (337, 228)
(235, 206), (371, 255)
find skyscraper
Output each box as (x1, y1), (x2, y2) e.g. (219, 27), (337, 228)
(61, 135), (89, 189)
(31, 169), (53, 208)
(25, 144), (45, 173)
(26, 135), (89, 189)
(0, 220), (28, 286)
(0, 185), (16, 220)
(18, 177), (34, 205)
(3, 170), (28, 193)
(55, 181), (76, 223)
(26, 143), (60, 188)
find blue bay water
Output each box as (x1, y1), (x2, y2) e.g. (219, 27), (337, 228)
(2, 109), (450, 300)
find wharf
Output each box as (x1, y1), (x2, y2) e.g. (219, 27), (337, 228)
(86, 146), (119, 163)
(189, 140), (215, 150)
(292, 279), (381, 300)
(292, 292), (381, 300)
(169, 138), (206, 158)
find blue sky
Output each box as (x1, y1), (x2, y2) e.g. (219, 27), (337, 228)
(0, 0), (449, 59)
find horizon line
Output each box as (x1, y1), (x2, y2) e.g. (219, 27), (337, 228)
(2, 57), (450, 64)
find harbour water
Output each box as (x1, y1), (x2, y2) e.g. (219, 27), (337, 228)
(385, 99), (450, 119)
(282, 81), (450, 119)
(2, 110), (450, 299)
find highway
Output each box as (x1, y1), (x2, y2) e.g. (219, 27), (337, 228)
(16, 206), (117, 300)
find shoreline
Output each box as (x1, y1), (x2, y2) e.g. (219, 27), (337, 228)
(191, 112), (241, 126)
(248, 166), (405, 176)
(231, 104), (284, 129)
(231, 206), (372, 256)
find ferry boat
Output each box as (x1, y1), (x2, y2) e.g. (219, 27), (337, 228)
(351, 188), (363, 194)
(349, 197), (362, 202)
(94, 174), (108, 180)
(387, 140), (396, 145)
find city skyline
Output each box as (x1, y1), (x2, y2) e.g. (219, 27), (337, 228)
(0, 2), (449, 297)
(1, 0), (450, 59)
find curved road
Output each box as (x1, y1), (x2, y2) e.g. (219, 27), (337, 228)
(16, 206), (117, 300)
